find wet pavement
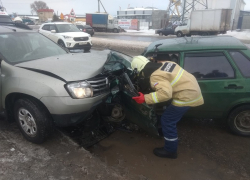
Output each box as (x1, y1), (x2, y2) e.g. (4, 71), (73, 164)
(89, 119), (250, 180)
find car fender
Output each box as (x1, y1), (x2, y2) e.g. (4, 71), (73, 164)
(222, 98), (250, 119)
(1, 61), (68, 109)
(57, 35), (65, 44)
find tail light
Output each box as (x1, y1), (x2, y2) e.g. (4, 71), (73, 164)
(83, 29), (86, 32)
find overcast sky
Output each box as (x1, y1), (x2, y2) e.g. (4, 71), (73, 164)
(2, 0), (250, 16)
(2, 0), (168, 16)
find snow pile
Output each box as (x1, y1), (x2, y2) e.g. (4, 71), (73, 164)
(225, 30), (250, 41)
(125, 29), (157, 36)
(92, 37), (150, 53)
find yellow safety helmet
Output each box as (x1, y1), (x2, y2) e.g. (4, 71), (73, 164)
(131, 56), (150, 72)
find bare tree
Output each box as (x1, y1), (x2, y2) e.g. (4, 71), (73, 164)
(30, 1), (49, 14)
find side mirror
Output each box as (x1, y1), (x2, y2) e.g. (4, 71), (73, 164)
(51, 30), (56, 33)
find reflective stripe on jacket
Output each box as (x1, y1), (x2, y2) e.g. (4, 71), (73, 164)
(144, 61), (204, 107)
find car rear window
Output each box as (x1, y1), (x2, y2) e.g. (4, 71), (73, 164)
(229, 51), (250, 77)
(184, 53), (234, 79)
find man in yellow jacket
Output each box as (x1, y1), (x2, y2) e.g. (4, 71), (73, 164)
(132, 56), (204, 159)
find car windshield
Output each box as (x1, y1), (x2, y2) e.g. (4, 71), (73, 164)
(56, 24), (81, 33)
(84, 25), (92, 29)
(0, 15), (12, 23)
(76, 25), (83, 29)
(0, 32), (67, 64)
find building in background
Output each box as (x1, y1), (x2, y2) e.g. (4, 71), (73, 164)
(37, 9), (54, 22)
(117, 7), (167, 29)
(238, 10), (250, 29)
(75, 15), (86, 22)
(64, 9), (76, 22)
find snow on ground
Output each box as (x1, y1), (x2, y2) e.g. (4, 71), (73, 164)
(125, 29), (250, 41)
(125, 29), (157, 36)
(92, 37), (150, 53)
(225, 30), (250, 41)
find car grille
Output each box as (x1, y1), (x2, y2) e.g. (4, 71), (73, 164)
(87, 77), (109, 97)
(74, 37), (89, 41)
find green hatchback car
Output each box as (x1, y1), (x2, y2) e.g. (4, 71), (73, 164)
(140, 36), (250, 136)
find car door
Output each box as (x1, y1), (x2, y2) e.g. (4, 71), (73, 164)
(39, 24), (50, 37)
(182, 51), (246, 119)
(48, 25), (58, 43)
(164, 27), (174, 35)
(105, 51), (160, 136)
(228, 50), (250, 105)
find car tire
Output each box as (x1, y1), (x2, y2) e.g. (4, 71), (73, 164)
(84, 47), (91, 52)
(227, 105), (250, 136)
(201, 32), (209, 36)
(114, 28), (118, 33)
(176, 31), (183, 37)
(14, 98), (54, 144)
(159, 32), (163, 36)
(58, 40), (65, 48)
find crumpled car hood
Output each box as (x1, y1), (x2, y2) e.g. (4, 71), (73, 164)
(16, 50), (110, 82)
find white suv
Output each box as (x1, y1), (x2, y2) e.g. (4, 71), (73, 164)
(39, 22), (92, 51)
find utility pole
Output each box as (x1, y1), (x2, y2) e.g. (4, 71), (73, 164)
(97, 0), (107, 13)
(167, 0), (208, 25)
(98, 0), (100, 13)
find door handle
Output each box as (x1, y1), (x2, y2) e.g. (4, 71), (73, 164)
(224, 84), (244, 89)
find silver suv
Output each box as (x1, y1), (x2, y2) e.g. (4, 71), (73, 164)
(0, 24), (111, 143)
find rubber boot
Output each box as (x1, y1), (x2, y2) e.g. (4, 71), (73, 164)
(153, 147), (177, 159)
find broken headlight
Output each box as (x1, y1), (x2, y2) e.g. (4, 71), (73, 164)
(66, 81), (93, 99)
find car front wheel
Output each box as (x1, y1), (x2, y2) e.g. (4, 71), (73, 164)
(228, 105), (250, 136)
(58, 40), (65, 48)
(176, 31), (183, 37)
(14, 98), (54, 144)
(84, 47), (91, 52)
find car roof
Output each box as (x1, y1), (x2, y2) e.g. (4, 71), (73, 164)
(145, 36), (248, 53)
(0, 24), (33, 33)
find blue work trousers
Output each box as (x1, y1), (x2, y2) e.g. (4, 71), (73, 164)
(161, 104), (190, 152)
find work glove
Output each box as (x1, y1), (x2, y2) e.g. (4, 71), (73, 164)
(132, 92), (145, 104)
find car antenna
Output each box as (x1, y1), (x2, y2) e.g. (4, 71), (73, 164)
(153, 43), (162, 61)
(154, 43), (162, 52)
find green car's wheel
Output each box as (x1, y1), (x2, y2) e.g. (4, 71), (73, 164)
(228, 105), (250, 136)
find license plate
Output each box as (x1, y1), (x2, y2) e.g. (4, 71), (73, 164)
(79, 42), (87, 45)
